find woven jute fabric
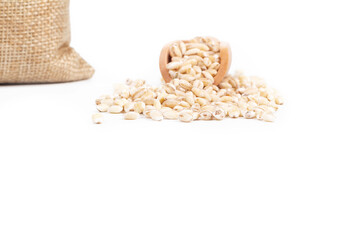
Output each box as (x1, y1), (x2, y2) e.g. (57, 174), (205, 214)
(0, 0), (94, 83)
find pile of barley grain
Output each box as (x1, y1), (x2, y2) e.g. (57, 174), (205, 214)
(93, 37), (283, 124)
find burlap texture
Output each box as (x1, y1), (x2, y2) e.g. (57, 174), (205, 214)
(0, 0), (94, 83)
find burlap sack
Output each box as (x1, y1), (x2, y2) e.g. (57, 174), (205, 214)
(0, 0), (94, 83)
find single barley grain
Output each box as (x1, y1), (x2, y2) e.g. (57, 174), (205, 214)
(163, 110), (179, 120)
(153, 99), (162, 110)
(185, 92), (195, 105)
(109, 105), (123, 114)
(160, 107), (172, 114)
(163, 99), (179, 108)
(179, 110), (193, 122)
(275, 96), (284, 105)
(245, 111), (256, 119)
(192, 112), (200, 120)
(173, 105), (184, 112)
(212, 108), (226, 120)
(92, 113), (104, 124)
(124, 112), (139, 120)
(97, 104), (109, 112)
(199, 111), (212, 120)
(150, 110), (163, 121)
(263, 113), (276, 122)
(101, 98), (113, 106)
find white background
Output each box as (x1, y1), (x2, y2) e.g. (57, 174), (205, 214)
(1, 0), (359, 239)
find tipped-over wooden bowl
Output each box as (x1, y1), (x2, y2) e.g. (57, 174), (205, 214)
(159, 39), (232, 85)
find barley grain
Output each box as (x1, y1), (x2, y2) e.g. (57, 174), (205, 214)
(263, 113), (276, 122)
(220, 96), (233, 102)
(244, 111), (256, 119)
(179, 110), (193, 122)
(163, 110), (179, 120)
(179, 80), (192, 90)
(124, 102), (134, 113)
(185, 48), (202, 55)
(132, 87), (147, 100)
(101, 98), (113, 106)
(109, 105), (123, 114)
(228, 107), (241, 118)
(179, 101), (191, 108)
(163, 99), (179, 108)
(92, 113), (104, 124)
(150, 110), (163, 121)
(275, 96), (284, 105)
(166, 61), (182, 70)
(144, 106), (156, 118)
(185, 92), (195, 105)
(192, 112), (200, 120)
(195, 97), (208, 106)
(153, 99), (162, 110)
(199, 111), (212, 120)
(124, 112), (139, 120)
(179, 41), (187, 55)
(173, 106), (184, 112)
(192, 88), (206, 98)
(134, 102), (146, 114)
(212, 108), (226, 120)
(97, 104), (109, 112)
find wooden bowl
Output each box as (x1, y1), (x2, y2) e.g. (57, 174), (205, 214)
(159, 39), (232, 85)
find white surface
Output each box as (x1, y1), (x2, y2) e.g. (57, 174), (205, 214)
(1, 1), (360, 240)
